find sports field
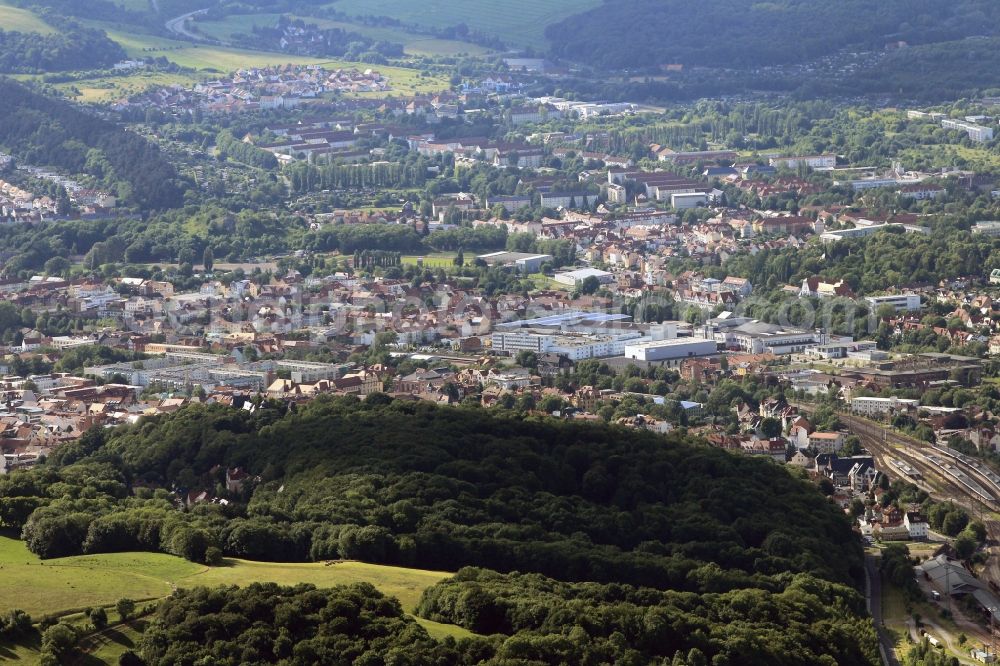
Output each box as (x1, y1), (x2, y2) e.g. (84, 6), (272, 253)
(402, 252), (469, 268)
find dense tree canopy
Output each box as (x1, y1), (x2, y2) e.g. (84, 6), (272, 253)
(0, 397), (877, 663)
(0, 21), (125, 73)
(139, 582), (482, 665)
(547, 0), (1000, 71)
(0, 79), (186, 210)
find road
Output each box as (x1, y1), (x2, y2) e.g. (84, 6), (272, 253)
(165, 8), (210, 41)
(866, 553), (901, 666)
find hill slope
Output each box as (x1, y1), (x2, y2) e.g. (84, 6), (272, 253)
(547, 0), (1000, 70)
(0, 397), (879, 663)
(0, 78), (186, 210)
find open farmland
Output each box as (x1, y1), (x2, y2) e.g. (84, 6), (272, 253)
(325, 0), (602, 47)
(0, 1), (55, 33)
(193, 12), (492, 57)
(21, 21), (447, 101)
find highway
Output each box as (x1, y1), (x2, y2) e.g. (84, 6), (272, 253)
(164, 8), (210, 41)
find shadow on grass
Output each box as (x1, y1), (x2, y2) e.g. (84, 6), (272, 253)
(101, 627), (135, 649)
(0, 630), (41, 661)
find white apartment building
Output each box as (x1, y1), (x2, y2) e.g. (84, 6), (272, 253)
(850, 396), (919, 416)
(769, 154), (837, 169)
(941, 118), (994, 143)
(904, 512), (929, 540)
(865, 294), (921, 312)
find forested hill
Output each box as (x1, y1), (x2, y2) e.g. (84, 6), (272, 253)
(0, 79), (186, 210)
(0, 19), (125, 73)
(547, 0), (1000, 70)
(0, 396), (878, 663)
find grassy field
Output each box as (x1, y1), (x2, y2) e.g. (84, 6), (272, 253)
(0, 534), (470, 663)
(91, 23), (329, 72)
(193, 13), (492, 57)
(325, 0), (601, 48)
(27, 21), (448, 102)
(303, 20), (492, 57)
(527, 272), (571, 291)
(0, 537), (185, 619)
(880, 571), (912, 651)
(0, 1), (55, 34)
(0, 535), (456, 616)
(402, 252), (468, 268)
(1, 4), (448, 101)
(53, 72), (202, 104)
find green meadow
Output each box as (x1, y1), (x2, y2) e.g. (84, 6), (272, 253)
(0, 534), (470, 664)
(325, 0), (601, 47)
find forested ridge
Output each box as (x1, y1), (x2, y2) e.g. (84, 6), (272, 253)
(0, 397), (878, 664)
(547, 0), (1000, 70)
(0, 19), (125, 74)
(0, 79), (186, 210)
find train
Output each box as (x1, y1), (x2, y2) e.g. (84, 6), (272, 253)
(888, 457), (922, 480)
(914, 449), (999, 505)
(930, 444), (1000, 497)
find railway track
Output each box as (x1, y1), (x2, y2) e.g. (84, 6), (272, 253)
(845, 414), (999, 512)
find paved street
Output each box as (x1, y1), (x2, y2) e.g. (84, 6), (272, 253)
(866, 553), (900, 666)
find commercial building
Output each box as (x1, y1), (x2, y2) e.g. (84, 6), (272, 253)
(623, 336), (717, 362)
(671, 192), (709, 209)
(842, 353), (981, 389)
(917, 555), (1000, 620)
(820, 222), (929, 242)
(972, 221), (1000, 236)
(84, 352), (348, 392)
(475, 251), (553, 273)
(553, 268), (614, 287)
(491, 329), (635, 360)
(486, 195), (533, 212)
(806, 340), (878, 360)
(719, 321), (818, 355)
(540, 191), (597, 209)
(491, 311), (645, 360)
